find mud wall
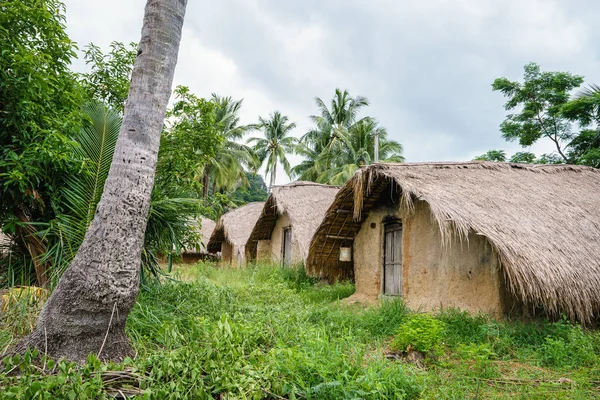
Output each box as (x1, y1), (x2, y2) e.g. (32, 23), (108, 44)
(269, 213), (302, 265)
(256, 240), (272, 262)
(352, 200), (509, 316)
(221, 241), (233, 265)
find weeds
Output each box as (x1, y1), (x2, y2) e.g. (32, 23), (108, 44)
(1, 262), (598, 399)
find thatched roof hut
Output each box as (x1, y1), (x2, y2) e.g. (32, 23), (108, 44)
(0, 232), (9, 255)
(245, 182), (339, 265)
(306, 162), (600, 323)
(198, 217), (216, 252)
(181, 217), (216, 262)
(207, 202), (265, 266)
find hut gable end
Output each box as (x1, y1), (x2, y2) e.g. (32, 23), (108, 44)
(207, 202), (265, 254)
(246, 181), (339, 263)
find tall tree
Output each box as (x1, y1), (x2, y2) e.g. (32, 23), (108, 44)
(15, 0), (188, 362)
(312, 119), (404, 185)
(492, 63), (584, 162)
(294, 89), (403, 183)
(249, 112), (297, 188)
(306, 89), (369, 149)
(248, 111), (298, 188)
(205, 95), (256, 197)
(0, 0), (84, 286)
(158, 85), (221, 197)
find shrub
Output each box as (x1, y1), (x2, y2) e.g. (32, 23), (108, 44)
(391, 314), (445, 355)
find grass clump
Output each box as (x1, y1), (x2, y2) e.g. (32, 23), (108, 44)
(391, 314), (445, 356)
(1, 262), (599, 399)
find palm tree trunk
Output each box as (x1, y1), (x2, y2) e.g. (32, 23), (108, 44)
(13, 0), (187, 362)
(14, 206), (49, 286)
(211, 179), (217, 196)
(270, 158), (276, 188)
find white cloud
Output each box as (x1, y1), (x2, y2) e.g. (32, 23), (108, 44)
(62, 0), (600, 184)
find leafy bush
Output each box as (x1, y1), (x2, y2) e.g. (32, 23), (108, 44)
(391, 314), (445, 355)
(540, 324), (598, 368)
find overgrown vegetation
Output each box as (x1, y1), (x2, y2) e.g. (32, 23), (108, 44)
(1, 263), (598, 398)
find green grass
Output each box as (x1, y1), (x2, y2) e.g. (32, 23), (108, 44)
(1, 262), (599, 399)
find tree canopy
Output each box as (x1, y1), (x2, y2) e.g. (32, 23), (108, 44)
(489, 63), (600, 168)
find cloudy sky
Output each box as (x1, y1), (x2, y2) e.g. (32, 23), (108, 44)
(63, 0), (600, 184)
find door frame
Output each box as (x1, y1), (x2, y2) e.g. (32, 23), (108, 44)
(381, 217), (403, 296)
(281, 226), (292, 267)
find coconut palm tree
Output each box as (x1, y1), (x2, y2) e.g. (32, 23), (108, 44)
(314, 119), (404, 185)
(15, 0), (188, 362)
(293, 89), (371, 181)
(249, 111), (297, 188)
(204, 95), (256, 197)
(302, 88), (369, 154)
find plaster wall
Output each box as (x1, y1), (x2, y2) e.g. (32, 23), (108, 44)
(269, 213), (302, 265)
(256, 240), (272, 262)
(353, 200), (508, 316)
(221, 241), (233, 264)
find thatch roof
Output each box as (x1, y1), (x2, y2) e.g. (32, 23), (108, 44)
(245, 181), (339, 262)
(207, 202), (265, 253)
(0, 233), (9, 254)
(306, 161), (600, 323)
(183, 216), (216, 254)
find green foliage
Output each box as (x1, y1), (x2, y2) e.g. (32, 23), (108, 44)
(2, 264), (599, 398)
(157, 86), (221, 196)
(492, 63), (600, 167)
(37, 102), (121, 284)
(539, 322), (598, 368)
(294, 89), (404, 184)
(79, 41), (137, 111)
(143, 184), (204, 263)
(361, 298), (411, 337)
(437, 309), (600, 370)
(474, 149), (567, 165)
(0, 0), (83, 244)
(509, 151), (536, 163)
(249, 111), (298, 187)
(229, 172), (268, 204)
(3, 102), (205, 287)
(492, 62), (583, 160)
(566, 129), (600, 168)
(207, 94), (257, 195)
(473, 149), (507, 162)
(391, 314), (445, 355)
(456, 342), (496, 362)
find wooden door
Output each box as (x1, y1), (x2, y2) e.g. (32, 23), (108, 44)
(282, 227), (292, 267)
(383, 222), (402, 295)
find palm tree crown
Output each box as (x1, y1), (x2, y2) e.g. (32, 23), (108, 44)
(293, 89), (403, 184)
(204, 95), (255, 197)
(249, 111), (297, 188)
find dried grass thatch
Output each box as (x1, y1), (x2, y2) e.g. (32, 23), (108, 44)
(307, 161), (600, 323)
(0, 232), (9, 255)
(183, 216), (216, 255)
(245, 181), (339, 262)
(207, 202), (265, 254)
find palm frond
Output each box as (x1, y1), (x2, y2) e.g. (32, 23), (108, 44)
(576, 83), (600, 99)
